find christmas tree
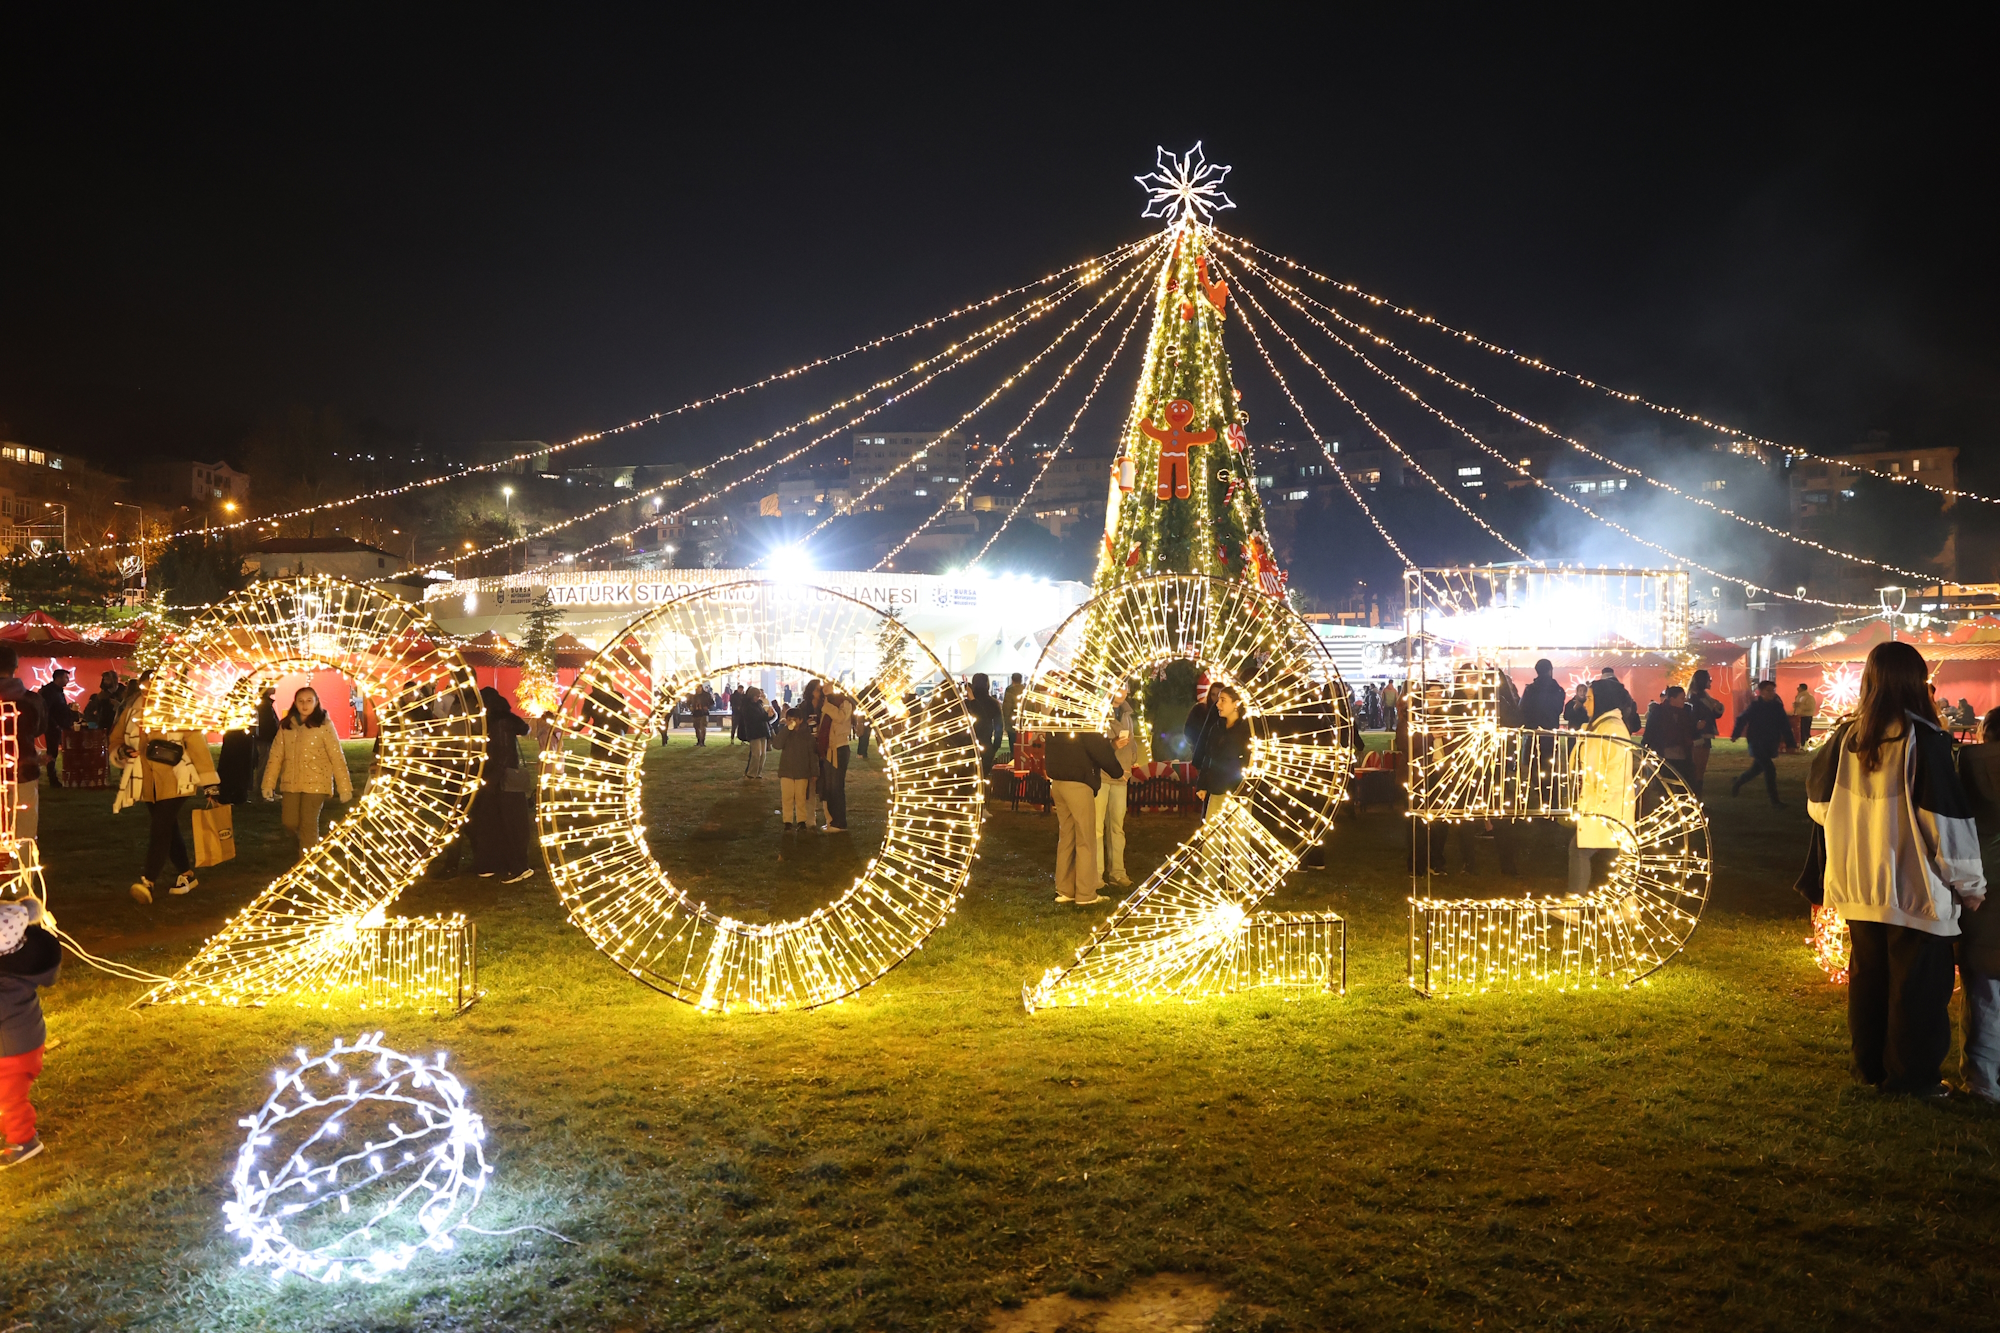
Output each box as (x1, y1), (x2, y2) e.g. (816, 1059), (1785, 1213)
(1096, 145), (1284, 598)
(515, 589), (565, 715)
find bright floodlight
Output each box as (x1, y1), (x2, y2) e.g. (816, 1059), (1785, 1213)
(768, 544), (813, 582)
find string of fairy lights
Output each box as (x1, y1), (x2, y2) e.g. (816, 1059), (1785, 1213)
(1019, 575), (1350, 1010)
(1220, 231), (2000, 509)
(536, 582), (983, 1013)
(968, 266), (1155, 567)
(138, 577), (487, 1010)
(1228, 267), (1875, 612)
(523, 238), (1164, 575)
(1225, 270), (1425, 579)
(226, 1033), (492, 1284)
(1217, 259), (1529, 561)
(479, 243), (1156, 570)
(69, 240), (1156, 560)
(876, 249), (1156, 569)
(1217, 242), (1943, 587)
(776, 241), (1173, 564)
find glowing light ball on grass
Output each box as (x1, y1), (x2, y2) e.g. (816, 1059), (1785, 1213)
(226, 1033), (490, 1284)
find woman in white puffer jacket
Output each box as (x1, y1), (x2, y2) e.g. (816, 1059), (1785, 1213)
(1809, 640), (1986, 1097)
(260, 686), (354, 859)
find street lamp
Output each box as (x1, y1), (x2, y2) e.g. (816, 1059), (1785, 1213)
(111, 502), (146, 589)
(502, 486), (514, 511)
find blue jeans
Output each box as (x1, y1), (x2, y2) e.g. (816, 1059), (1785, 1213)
(1963, 965), (2000, 1099)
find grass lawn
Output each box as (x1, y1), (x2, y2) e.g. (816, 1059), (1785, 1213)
(4, 734), (1998, 1332)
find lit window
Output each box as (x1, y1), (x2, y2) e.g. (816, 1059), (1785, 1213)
(1912, 459), (1922, 472)
(1286, 489), (1310, 500)
(1457, 466), (1481, 476)
(1357, 469), (1381, 485)
(914, 489), (928, 497)
(1518, 457), (1532, 467)
(1702, 479), (1727, 491)
(1573, 481), (1597, 494)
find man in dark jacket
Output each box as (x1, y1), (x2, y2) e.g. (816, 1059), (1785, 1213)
(1587, 667), (1641, 732)
(36, 670), (76, 788)
(1642, 686), (1698, 787)
(690, 682), (713, 747)
(1044, 726), (1123, 906)
(1731, 679), (1792, 805)
(1521, 659), (1566, 731)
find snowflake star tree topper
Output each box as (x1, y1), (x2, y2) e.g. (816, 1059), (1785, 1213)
(1135, 143), (1236, 226)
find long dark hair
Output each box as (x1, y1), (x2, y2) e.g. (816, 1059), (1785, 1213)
(1690, 669), (1712, 694)
(1848, 640), (1937, 773)
(801, 679), (825, 714)
(282, 686), (330, 730)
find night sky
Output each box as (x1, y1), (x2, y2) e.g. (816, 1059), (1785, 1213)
(4, 14), (1991, 485)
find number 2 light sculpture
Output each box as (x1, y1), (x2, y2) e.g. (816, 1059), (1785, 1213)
(138, 578), (486, 1008)
(1018, 575), (1351, 1010)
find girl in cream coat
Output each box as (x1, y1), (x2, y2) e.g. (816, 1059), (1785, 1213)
(261, 686), (354, 859)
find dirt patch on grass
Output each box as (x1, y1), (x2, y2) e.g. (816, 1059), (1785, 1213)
(986, 1274), (1230, 1332)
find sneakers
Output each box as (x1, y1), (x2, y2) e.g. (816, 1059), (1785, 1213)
(1073, 896), (1110, 907)
(478, 872), (497, 878)
(502, 869), (534, 884)
(1107, 876), (1134, 888)
(0, 1137), (44, 1168)
(1055, 893), (1074, 903)
(130, 878), (154, 904)
(823, 825), (847, 833)
(169, 872), (198, 896)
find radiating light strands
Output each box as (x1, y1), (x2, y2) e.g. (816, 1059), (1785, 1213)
(138, 578), (488, 1009)
(226, 1034), (491, 1284)
(76, 239), (1157, 557)
(1019, 576), (1350, 1010)
(1219, 230), (2000, 509)
(1216, 243), (1939, 588)
(530, 239), (1164, 575)
(876, 250), (1155, 570)
(536, 582), (983, 1012)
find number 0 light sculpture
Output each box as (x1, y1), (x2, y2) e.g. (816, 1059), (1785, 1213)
(138, 578), (486, 1008)
(1019, 575), (1351, 1010)
(536, 581), (983, 1013)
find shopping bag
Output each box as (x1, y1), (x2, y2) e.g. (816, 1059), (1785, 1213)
(192, 802), (236, 867)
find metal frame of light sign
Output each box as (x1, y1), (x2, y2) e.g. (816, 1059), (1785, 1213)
(1018, 575), (1350, 1010)
(536, 580), (983, 1013)
(137, 577), (487, 1008)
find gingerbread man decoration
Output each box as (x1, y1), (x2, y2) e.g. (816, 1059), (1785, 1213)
(1196, 255), (1229, 313)
(1137, 398), (1217, 500)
